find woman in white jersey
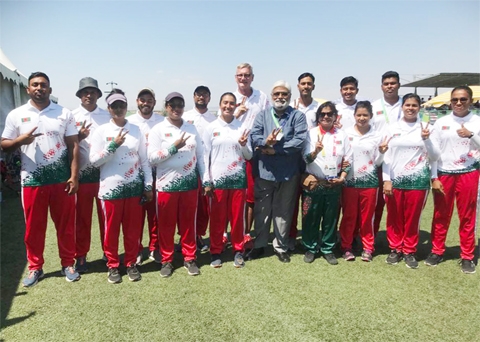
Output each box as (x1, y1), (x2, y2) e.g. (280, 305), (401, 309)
(382, 93), (438, 269)
(203, 93), (252, 268)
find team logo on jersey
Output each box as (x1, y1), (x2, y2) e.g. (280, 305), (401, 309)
(76, 121), (82, 127)
(442, 126), (450, 130)
(335, 140), (342, 145)
(106, 137), (114, 142)
(393, 133), (401, 138)
(213, 132), (220, 137)
(21, 117), (31, 123)
(165, 133), (173, 137)
(376, 111), (384, 115)
(349, 137), (353, 141)
(187, 120), (194, 124)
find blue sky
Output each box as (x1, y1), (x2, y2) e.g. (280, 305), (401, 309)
(1, 0), (479, 111)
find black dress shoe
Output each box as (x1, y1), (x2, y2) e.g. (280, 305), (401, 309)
(274, 250), (291, 263)
(247, 247), (265, 260)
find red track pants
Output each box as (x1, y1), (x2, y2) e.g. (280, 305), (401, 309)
(373, 169), (384, 235)
(209, 189), (246, 255)
(339, 187), (377, 252)
(385, 189), (428, 254)
(139, 195), (158, 252)
(196, 178), (210, 237)
(22, 183), (76, 270)
(75, 182), (105, 258)
(101, 197), (143, 268)
(157, 189), (197, 263)
(431, 171), (478, 260)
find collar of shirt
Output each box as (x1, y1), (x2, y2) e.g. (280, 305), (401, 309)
(77, 105), (103, 116)
(134, 111), (156, 123)
(319, 125), (336, 135)
(451, 111), (473, 122)
(235, 88), (259, 102)
(382, 97), (402, 108)
(27, 100), (56, 114)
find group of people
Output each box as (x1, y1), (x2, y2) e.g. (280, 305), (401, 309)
(2, 64), (479, 287)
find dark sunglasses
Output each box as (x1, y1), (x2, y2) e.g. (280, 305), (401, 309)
(319, 112), (335, 117)
(168, 102), (185, 109)
(110, 102), (127, 110)
(451, 97), (469, 103)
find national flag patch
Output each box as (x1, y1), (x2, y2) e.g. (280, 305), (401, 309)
(106, 137), (114, 142)
(76, 121), (82, 127)
(187, 120), (194, 124)
(349, 137), (353, 141)
(21, 117), (31, 123)
(213, 132), (220, 137)
(442, 126), (450, 130)
(165, 133), (173, 137)
(393, 133), (401, 138)
(335, 140), (342, 145)
(376, 111), (384, 115)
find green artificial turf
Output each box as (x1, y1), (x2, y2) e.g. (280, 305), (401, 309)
(1, 187), (479, 342)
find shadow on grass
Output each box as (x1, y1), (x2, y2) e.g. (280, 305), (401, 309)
(0, 186), (29, 330)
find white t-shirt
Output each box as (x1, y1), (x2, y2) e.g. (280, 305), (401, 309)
(202, 117), (252, 189)
(2, 100), (78, 187)
(291, 98), (319, 129)
(335, 100), (357, 131)
(127, 111), (165, 138)
(148, 119), (205, 192)
(182, 108), (217, 140)
(371, 97), (402, 133)
(72, 105), (111, 183)
(232, 88), (270, 131)
(89, 120), (152, 200)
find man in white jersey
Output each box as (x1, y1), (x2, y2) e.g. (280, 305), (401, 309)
(371, 71), (403, 235)
(183, 86), (216, 251)
(1, 72), (81, 286)
(128, 88), (164, 264)
(335, 76), (360, 131)
(72, 77), (110, 273)
(232, 63), (269, 246)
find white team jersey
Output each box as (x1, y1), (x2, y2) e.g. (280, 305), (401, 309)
(72, 105), (111, 183)
(182, 108), (217, 140)
(2, 100), (77, 187)
(382, 119), (438, 190)
(127, 111), (165, 138)
(371, 97), (402, 133)
(344, 126), (383, 188)
(202, 117), (252, 189)
(335, 100), (357, 131)
(89, 120), (152, 200)
(430, 112), (480, 174)
(148, 119), (205, 192)
(232, 88), (270, 131)
(290, 98), (319, 129)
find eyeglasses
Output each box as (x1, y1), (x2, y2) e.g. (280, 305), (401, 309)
(194, 93), (210, 98)
(110, 102), (127, 110)
(236, 73), (251, 78)
(451, 97), (469, 103)
(167, 103), (184, 109)
(319, 112), (335, 117)
(272, 92), (290, 97)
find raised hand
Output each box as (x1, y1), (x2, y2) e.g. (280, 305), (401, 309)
(173, 131), (190, 150)
(457, 123), (473, 139)
(420, 122), (431, 140)
(334, 115), (343, 129)
(18, 126), (43, 146)
(79, 120), (93, 141)
(315, 134), (324, 153)
(378, 136), (391, 154)
(114, 128), (129, 146)
(236, 96), (248, 118)
(238, 129), (250, 146)
(266, 128), (281, 146)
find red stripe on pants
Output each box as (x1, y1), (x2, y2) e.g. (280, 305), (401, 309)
(101, 197), (143, 268)
(209, 189), (246, 255)
(75, 182), (105, 258)
(22, 184), (76, 270)
(431, 172), (478, 260)
(157, 190), (197, 263)
(385, 189), (428, 254)
(339, 187), (377, 252)
(196, 177), (210, 237)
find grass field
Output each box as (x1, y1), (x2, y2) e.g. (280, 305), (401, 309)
(1, 186), (479, 342)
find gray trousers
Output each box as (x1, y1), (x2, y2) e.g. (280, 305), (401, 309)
(253, 174), (299, 253)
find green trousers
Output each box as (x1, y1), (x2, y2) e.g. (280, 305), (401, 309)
(301, 187), (341, 254)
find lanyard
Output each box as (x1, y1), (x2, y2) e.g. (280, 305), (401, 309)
(317, 126), (336, 158)
(270, 108), (289, 131)
(382, 98), (401, 124)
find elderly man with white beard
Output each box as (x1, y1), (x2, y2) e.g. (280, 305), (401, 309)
(247, 81), (308, 263)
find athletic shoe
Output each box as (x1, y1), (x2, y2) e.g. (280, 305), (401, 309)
(323, 253), (338, 265)
(126, 265), (142, 281)
(210, 254), (222, 268)
(22, 269), (44, 288)
(75, 256), (88, 274)
(196, 235), (209, 253)
(386, 251), (402, 265)
(102, 253), (108, 262)
(460, 259), (476, 274)
(342, 250), (355, 261)
(361, 250), (373, 262)
(234, 252), (245, 268)
(160, 262), (173, 278)
(184, 260), (200, 276)
(404, 254), (419, 269)
(424, 253), (443, 266)
(107, 267), (122, 284)
(304, 251), (315, 263)
(247, 247), (265, 261)
(61, 266), (81, 282)
(274, 250), (291, 263)
(136, 252), (143, 266)
(149, 250), (161, 263)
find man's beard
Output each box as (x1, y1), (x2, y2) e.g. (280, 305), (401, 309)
(273, 99), (289, 111)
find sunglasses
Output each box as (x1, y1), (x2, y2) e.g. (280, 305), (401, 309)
(168, 103), (184, 109)
(110, 102), (127, 110)
(319, 112), (335, 117)
(451, 97), (469, 103)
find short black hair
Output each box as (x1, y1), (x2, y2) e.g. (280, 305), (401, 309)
(340, 76), (358, 88)
(402, 93), (421, 106)
(28, 72), (50, 84)
(315, 101), (338, 123)
(298, 72), (315, 83)
(354, 101), (373, 117)
(382, 71), (400, 82)
(451, 85), (473, 100)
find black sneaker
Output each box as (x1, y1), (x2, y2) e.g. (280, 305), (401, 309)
(404, 254), (419, 269)
(424, 253), (443, 266)
(274, 250), (291, 263)
(107, 267), (122, 284)
(304, 251), (315, 263)
(160, 262), (174, 278)
(75, 256), (88, 274)
(246, 247), (265, 261)
(460, 259), (476, 274)
(386, 250), (402, 265)
(126, 265), (142, 281)
(323, 253), (338, 265)
(184, 260), (200, 276)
